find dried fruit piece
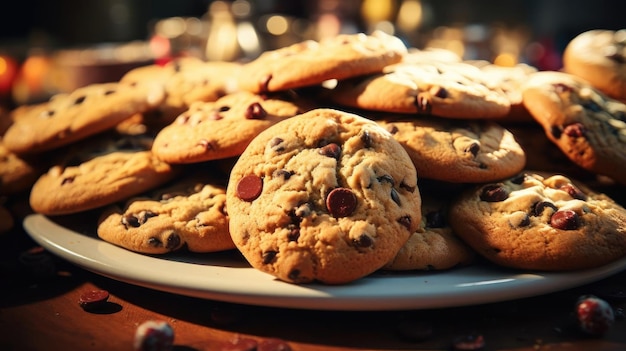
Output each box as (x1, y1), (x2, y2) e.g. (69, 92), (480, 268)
(133, 320), (174, 351)
(576, 295), (615, 336)
(78, 289), (110, 311)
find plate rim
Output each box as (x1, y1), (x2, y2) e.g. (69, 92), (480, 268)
(23, 213), (626, 311)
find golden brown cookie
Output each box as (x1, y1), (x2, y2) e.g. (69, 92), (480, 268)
(522, 71), (626, 185)
(475, 62), (537, 122)
(0, 142), (42, 195)
(3, 82), (165, 155)
(235, 30), (407, 93)
(563, 29), (626, 102)
(97, 172), (233, 254)
(226, 108), (422, 284)
(376, 116), (526, 183)
(152, 91), (305, 164)
(449, 172), (626, 271)
(29, 133), (177, 215)
(384, 189), (475, 271)
(330, 61), (511, 118)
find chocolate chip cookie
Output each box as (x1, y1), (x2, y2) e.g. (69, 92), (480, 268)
(522, 71), (626, 184)
(330, 61), (511, 118)
(563, 29), (626, 102)
(385, 189), (475, 271)
(235, 30), (407, 93)
(97, 172), (233, 254)
(376, 116), (526, 183)
(152, 91), (305, 164)
(226, 108), (422, 284)
(3, 82), (165, 155)
(449, 172), (626, 271)
(29, 133), (178, 215)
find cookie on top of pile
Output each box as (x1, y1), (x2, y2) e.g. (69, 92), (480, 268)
(2, 29), (625, 284)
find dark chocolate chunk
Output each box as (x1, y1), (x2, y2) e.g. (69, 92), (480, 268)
(479, 184), (508, 202)
(236, 175), (263, 202)
(550, 209), (580, 230)
(326, 188), (357, 217)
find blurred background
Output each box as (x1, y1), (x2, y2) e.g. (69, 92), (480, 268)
(1, 0), (625, 108)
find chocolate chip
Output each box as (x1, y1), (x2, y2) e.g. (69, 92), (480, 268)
(465, 142), (480, 156)
(274, 169), (294, 180)
(432, 86), (448, 99)
(104, 89), (115, 96)
(510, 173), (527, 184)
(559, 183), (587, 200)
(287, 269), (300, 281)
(563, 123), (586, 138)
(286, 227), (300, 242)
(74, 95), (86, 105)
(386, 124), (399, 134)
(390, 188), (401, 205)
(353, 234), (373, 248)
(262, 251), (277, 264)
(377, 174), (395, 185)
(425, 210), (446, 228)
(550, 209), (580, 230)
(325, 188), (357, 217)
(236, 175), (263, 202)
(269, 137), (285, 152)
(479, 184), (508, 202)
(398, 215), (412, 229)
(78, 289), (110, 311)
(361, 130), (373, 148)
(165, 233), (181, 250)
(551, 125), (562, 139)
(319, 143), (341, 159)
(122, 210), (157, 228)
(533, 201), (558, 216)
(245, 102), (267, 119)
(148, 237), (161, 247)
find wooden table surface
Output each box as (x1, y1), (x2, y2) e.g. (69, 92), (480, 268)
(2, 204), (626, 351)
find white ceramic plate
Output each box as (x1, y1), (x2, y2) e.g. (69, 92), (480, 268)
(24, 213), (626, 311)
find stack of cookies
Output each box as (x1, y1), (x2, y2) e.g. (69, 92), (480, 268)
(2, 29), (625, 285)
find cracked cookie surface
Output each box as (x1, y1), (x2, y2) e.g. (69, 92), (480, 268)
(235, 30), (407, 93)
(522, 71), (626, 185)
(3, 82), (164, 155)
(376, 116), (526, 183)
(152, 91), (305, 164)
(29, 133), (177, 215)
(97, 172), (233, 254)
(449, 172), (626, 271)
(226, 108), (422, 284)
(329, 61), (511, 118)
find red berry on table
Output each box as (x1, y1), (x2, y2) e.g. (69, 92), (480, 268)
(134, 320), (174, 351)
(575, 295), (615, 336)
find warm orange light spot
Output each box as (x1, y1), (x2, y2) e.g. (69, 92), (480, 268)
(493, 52), (517, 67)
